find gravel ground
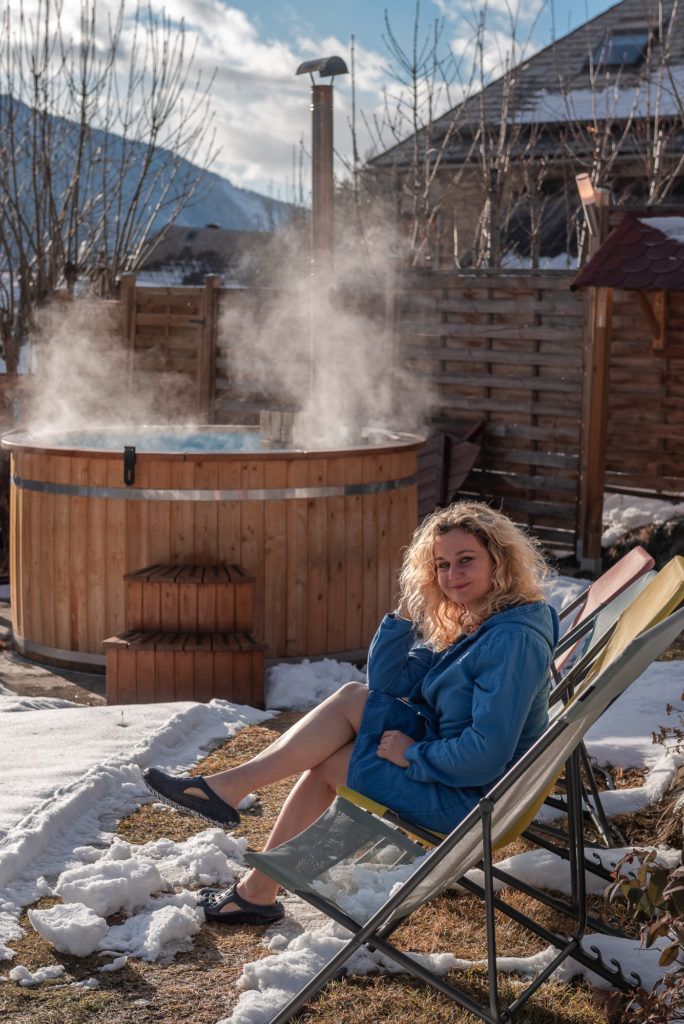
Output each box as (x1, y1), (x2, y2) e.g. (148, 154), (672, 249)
(0, 598), (106, 705)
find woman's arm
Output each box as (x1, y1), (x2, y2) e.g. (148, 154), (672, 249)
(365, 613), (434, 696)
(403, 628), (551, 788)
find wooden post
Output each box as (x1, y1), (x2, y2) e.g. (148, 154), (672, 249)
(576, 186), (612, 571)
(200, 275), (220, 422)
(577, 284), (613, 571)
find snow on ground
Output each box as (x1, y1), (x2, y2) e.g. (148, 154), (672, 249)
(223, 905), (677, 1024)
(0, 699), (272, 962)
(602, 493), (684, 546)
(0, 571), (682, 1017)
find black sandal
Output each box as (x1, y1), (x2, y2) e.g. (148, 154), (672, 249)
(142, 767), (241, 827)
(198, 884), (284, 925)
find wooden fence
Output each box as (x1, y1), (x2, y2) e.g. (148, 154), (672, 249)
(396, 270), (586, 555)
(120, 274), (219, 420)
(2, 268), (681, 572)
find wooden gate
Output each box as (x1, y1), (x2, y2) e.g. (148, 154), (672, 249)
(120, 274), (219, 421)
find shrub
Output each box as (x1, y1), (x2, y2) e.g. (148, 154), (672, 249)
(606, 850), (684, 1023)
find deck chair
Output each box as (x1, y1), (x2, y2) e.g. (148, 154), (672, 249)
(244, 595), (684, 1023)
(552, 571), (657, 698)
(524, 556), (682, 877)
(549, 567), (658, 846)
(553, 545), (655, 676)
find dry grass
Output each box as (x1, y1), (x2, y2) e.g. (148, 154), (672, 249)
(2, 636), (682, 1024)
(657, 633), (684, 662)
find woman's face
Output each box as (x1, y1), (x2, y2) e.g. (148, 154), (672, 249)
(433, 527), (494, 615)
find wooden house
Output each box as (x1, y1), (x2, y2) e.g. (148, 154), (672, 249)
(367, 0), (684, 268)
(136, 225), (273, 286)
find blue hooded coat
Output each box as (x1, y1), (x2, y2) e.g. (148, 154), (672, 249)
(346, 601), (559, 833)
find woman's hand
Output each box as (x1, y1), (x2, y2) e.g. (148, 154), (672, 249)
(377, 730), (412, 767)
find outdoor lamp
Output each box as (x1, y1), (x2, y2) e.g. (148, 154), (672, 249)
(575, 173), (599, 236)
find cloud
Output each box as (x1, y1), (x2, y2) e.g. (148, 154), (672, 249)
(132, 4), (369, 190)
(8, 0), (420, 195)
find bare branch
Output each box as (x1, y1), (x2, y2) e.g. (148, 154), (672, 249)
(0, 0), (218, 369)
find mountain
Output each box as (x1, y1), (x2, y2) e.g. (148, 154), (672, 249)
(171, 167), (295, 232)
(0, 94), (297, 245)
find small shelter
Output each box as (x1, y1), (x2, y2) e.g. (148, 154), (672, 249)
(570, 209), (684, 567)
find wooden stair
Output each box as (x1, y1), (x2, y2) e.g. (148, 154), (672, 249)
(104, 564), (266, 707)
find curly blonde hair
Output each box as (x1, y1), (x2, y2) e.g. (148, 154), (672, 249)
(398, 501), (551, 649)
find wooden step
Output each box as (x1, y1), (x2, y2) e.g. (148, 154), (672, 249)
(103, 630), (266, 707)
(124, 563), (255, 634)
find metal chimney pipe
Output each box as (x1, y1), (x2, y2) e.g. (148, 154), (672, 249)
(311, 83), (334, 260)
(295, 56), (348, 420)
(295, 56), (348, 271)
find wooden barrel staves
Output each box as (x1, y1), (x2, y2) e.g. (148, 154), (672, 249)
(2, 428), (422, 672)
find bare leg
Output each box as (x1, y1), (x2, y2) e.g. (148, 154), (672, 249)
(184, 681), (368, 811)
(204, 683), (368, 915)
(232, 740), (356, 909)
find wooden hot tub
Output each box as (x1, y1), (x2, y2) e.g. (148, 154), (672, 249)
(3, 426), (422, 671)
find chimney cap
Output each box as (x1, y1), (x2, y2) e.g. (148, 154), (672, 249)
(295, 56), (349, 78)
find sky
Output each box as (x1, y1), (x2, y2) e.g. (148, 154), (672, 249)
(0, 556), (683, 1018)
(90, 0), (621, 199)
(9, 0), (624, 201)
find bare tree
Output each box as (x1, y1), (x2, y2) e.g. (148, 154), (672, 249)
(617, 0), (684, 203)
(345, 0), (473, 267)
(355, 1), (552, 268)
(0, 0), (217, 372)
(465, 2), (551, 267)
(359, 0), (684, 270)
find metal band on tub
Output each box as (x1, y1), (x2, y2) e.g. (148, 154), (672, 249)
(10, 473), (418, 501)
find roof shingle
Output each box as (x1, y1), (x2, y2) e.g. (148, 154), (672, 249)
(570, 213), (684, 291)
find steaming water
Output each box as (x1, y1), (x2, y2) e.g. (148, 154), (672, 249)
(15, 427), (261, 454)
(7, 426), (414, 453)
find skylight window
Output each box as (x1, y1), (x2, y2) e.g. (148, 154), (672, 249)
(591, 31), (650, 68)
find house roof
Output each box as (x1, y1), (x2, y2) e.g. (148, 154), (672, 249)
(370, 0), (684, 169)
(141, 225), (266, 265)
(570, 211), (684, 291)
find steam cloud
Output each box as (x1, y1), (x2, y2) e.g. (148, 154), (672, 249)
(23, 300), (198, 435)
(17, 215), (434, 446)
(218, 219), (434, 447)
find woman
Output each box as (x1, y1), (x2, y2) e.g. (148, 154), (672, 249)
(143, 501), (559, 926)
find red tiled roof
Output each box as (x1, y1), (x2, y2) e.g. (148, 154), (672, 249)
(570, 212), (684, 291)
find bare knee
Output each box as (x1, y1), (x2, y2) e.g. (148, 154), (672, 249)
(337, 680), (367, 705)
(309, 742), (355, 792)
(336, 680), (368, 724)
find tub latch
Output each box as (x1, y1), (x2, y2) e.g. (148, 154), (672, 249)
(123, 446), (136, 486)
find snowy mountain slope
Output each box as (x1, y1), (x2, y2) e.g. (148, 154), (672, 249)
(175, 166), (293, 232)
(0, 94), (296, 237)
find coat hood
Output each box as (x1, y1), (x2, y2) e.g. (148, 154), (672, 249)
(474, 600), (559, 655)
